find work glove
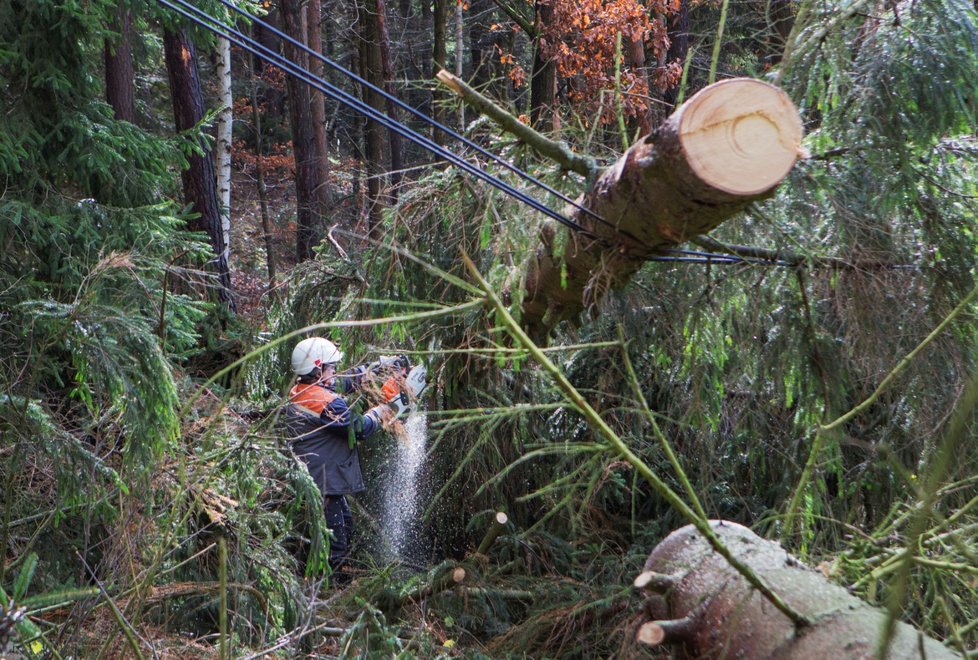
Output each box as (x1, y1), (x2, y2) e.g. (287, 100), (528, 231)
(370, 354), (410, 378)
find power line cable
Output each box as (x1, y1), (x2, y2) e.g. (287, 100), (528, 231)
(156, 0), (597, 237)
(214, 0), (615, 230)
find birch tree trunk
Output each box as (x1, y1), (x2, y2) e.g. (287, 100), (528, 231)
(214, 37), (233, 267)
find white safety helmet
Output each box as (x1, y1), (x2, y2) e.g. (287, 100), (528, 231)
(291, 337), (343, 376)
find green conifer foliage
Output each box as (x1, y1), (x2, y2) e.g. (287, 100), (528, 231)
(0, 0), (208, 497)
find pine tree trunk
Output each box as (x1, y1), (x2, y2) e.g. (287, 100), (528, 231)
(213, 37), (233, 267)
(636, 521), (955, 658)
(281, 0), (330, 260)
(162, 29), (234, 310)
(104, 5), (135, 123)
(520, 78), (802, 339)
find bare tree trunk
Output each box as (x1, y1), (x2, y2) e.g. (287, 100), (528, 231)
(454, 0), (465, 129)
(104, 5), (135, 122)
(213, 37), (233, 268)
(307, 0), (331, 210)
(163, 29), (234, 310)
(519, 78), (802, 339)
(375, 0), (403, 203)
(529, 2), (555, 131)
(281, 0), (330, 260)
(766, 0), (795, 62)
(635, 521), (955, 658)
(248, 43), (277, 293)
(432, 0), (450, 146)
(624, 33), (651, 137)
(662, 0), (689, 107)
(359, 0), (388, 237)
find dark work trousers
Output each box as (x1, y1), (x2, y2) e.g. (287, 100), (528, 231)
(324, 495), (354, 571)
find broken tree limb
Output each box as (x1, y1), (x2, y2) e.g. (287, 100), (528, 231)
(638, 521), (956, 659)
(518, 77), (803, 340)
(436, 69), (597, 178)
(476, 511), (509, 555)
(632, 570), (680, 594)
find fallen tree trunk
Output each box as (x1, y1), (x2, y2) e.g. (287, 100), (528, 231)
(635, 521), (957, 658)
(519, 78), (803, 339)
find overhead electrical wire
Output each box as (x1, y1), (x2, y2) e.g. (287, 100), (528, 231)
(214, 0), (616, 232)
(154, 0), (803, 269)
(156, 0), (599, 238)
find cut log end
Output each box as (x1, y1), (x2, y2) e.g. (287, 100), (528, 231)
(494, 511), (509, 525)
(637, 622), (666, 646)
(678, 78), (803, 196)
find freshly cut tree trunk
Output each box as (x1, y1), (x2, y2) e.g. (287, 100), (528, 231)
(521, 77), (803, 339)
(636, 521), (956, 659)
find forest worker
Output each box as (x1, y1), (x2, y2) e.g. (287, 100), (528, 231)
(284, 336), (410, 576)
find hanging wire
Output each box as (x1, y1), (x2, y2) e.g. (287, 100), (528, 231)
(214, 0), (618, 231)
(154, 0), (810, 271)
(156, 0), (598, 238)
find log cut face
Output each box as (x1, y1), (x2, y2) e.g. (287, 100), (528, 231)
(636, 521), (957, 659)
(521, 78), (803, 340)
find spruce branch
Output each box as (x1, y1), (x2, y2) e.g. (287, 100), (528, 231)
(435, 69), (598, 179)
(784, 281), (978, 536)
(461, 249), (811, 629)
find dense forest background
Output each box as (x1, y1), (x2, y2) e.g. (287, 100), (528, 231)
(1, 0), (977, 656)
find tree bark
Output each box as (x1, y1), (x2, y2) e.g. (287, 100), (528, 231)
(213, 37), (233, 267)
(359, 0), (389, 237)
(162, 29), (234, 309)
(104, 4), (135, 122)
(248, 43), (277, 294)
(281, 0), (330, 260)
(636, 521), (956, 658)
(662, 0), (689, 107)
(432, 0), (450, 146)
(519, 78), (803, 339)
(375, 0), (403, 203)
(529, 1), (555, 131)
(307, 0), (331, 212)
